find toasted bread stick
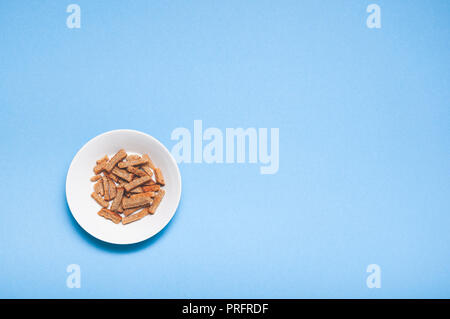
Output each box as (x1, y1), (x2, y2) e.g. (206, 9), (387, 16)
(110, 187), (124, 212)
(93, 161), (107, 174)
(122, 209), (149, 225)
(108, 179), (117, 199)
(142, 184), (160, 192)
(98, 208), (122, 224)
(126, 166), (147, 177)
(118, 180), (127, 188)
(142, 154), (156, 171)
(122, 195), (152, 209)
(142, 179), (156, 186)
(112, 167), (134, 182)
(126, 154), (141, 161)
(90, 175), (102, 182)
(124, 175), (151, 192)
(118, 158), (149, 168)
(122, 207), (140, 217)
(154, 168), (165, 186)
(91, 192), (109, 208)
(107, 172), (119, 183)
(130, 186), (143, 194)
(102, 175), (110, 201)
(142, 166), (153, 177)
(105, 149), (127, 172)
(149, 189), (165, 214)
(129, 192), (156, 201)
(94, 180), (104, 196)
(96, 155), (109, 164)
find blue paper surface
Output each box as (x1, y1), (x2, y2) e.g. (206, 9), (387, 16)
(0, 0), (449, 298)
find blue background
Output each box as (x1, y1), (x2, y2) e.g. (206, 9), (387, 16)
(0, 0), (449, 298)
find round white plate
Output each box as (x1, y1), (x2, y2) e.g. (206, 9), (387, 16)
(66, 129), (182, 245)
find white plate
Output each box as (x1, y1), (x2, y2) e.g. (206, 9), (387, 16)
(65, 129), (182, 245)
